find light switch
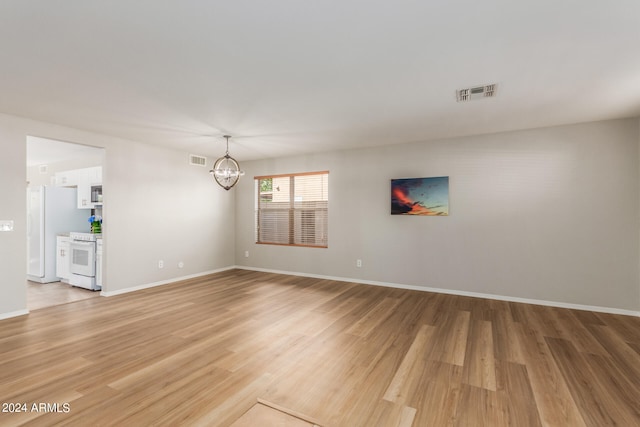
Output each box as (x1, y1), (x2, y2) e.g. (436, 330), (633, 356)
(0, 220), (14, 231)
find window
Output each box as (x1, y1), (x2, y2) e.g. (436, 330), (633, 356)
(255, 171), (329, 248)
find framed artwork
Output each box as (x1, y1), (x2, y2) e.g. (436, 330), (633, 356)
(391, 176), (449, 216)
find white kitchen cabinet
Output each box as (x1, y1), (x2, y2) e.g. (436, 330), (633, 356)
(54, 166), (103, 208)
(54, 169), (79, 187)
(76, 166), (102, 209)
(56, 235), (71, 282)
(77, 184), (91, 209)
(86, 166), (102, 185)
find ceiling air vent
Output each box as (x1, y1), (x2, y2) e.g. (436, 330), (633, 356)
(456, 83), (497, 102)
(189, 154), (207, 167)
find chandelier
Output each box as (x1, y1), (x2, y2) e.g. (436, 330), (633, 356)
(210, 135), (244, 190)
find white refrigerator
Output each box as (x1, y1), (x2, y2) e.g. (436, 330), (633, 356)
(27, 186), (88, 283)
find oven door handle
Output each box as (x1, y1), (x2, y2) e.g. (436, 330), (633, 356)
(71, 240), (95, 248)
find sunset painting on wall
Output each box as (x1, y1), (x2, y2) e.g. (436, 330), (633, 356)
(391, 176), (449, 216)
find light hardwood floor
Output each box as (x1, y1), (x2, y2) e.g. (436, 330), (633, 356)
(1, 270), (639, 426)
(27, 281), (101, 311)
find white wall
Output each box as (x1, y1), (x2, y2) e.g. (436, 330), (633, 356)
(234, 118), (640, 312)
(0, 119), (28, 317)
(104, 141), (235, 290)
(0, 113), (235, 318)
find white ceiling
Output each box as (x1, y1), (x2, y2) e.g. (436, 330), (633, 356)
(2, 1), (640, 162)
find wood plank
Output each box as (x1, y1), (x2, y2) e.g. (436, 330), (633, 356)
(512, 323), (587, 427)
(357, 400), (416, 427)
(491, 307), (525, 364)
(586, 324), (640, 381)
(346, 297), (401, 338)
(550, 308), (610, 356)
(383, 324), (436, 403)
(410, 360), (463, 426)
(429, 309), (470, 366)
(461, 319), (496, 391)
(454, 384), (509, 427)
(497, 360), (543, 426)
(583, 353), (640, 420)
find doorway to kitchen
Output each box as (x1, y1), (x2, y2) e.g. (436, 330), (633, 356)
(26, 136), (105, 311)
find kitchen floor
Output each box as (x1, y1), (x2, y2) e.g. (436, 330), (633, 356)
(27, 280), (101, 310)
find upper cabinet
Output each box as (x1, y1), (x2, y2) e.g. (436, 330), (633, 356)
(54, 169), (79, 186)
(55, 166), (102, 209)
(77, 166), (102, 209)
(85, 166), (102, 185)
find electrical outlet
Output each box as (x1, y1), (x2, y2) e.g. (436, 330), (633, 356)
(356, 259), (362, 268)
(244, 251), (249, 258)
(178, 261), (184, 268)
(158, 260), (164, 269)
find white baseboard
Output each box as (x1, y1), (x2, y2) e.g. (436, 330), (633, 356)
(100, 266), (236, 297)
(5, 267), (636, 319)
(234, 265), (640, 317)
(0, 309), (29, 320)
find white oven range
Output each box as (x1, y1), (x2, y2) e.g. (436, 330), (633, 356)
(69, 232), (101, 291)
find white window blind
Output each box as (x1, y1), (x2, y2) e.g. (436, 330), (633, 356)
(255, 171), (328, 248)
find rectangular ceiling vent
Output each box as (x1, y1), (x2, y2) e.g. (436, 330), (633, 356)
(456, 83), (497, 102)
(189, 154), (208, 167)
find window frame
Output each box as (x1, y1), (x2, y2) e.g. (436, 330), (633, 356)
(254, 170), (329, 248)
